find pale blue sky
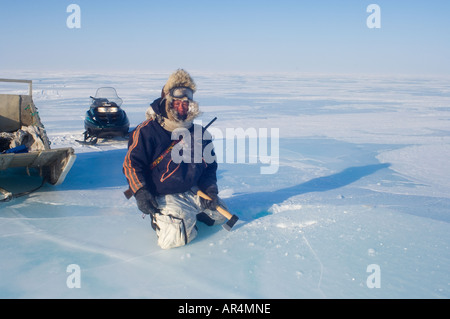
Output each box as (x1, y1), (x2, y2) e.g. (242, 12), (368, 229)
(1, 0), (449, 75)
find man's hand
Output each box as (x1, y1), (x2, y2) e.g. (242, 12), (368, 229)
(199, 185), (219, 210)
(135, 188), (158, 215)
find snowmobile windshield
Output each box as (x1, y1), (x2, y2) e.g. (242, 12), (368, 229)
(93, 87), (123, 106)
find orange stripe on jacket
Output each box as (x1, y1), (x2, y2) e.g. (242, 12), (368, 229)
(123, 119), (152, 193)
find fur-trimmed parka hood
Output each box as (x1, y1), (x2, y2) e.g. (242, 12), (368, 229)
(162, 69), (197, 97)
(145, 69), (200, 131)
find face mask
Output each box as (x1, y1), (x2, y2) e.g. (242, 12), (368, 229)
(171, 99), (189, 118)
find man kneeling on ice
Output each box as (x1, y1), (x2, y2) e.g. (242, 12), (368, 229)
(123, 69), (227, 249)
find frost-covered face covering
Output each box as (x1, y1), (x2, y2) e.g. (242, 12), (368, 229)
(171, 98), (190, 119)
(168, 86), (195, 121)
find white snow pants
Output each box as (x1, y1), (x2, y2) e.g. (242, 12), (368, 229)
(153, 189), (227, 249)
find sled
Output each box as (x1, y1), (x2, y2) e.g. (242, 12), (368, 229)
(0, 79), (76, 199)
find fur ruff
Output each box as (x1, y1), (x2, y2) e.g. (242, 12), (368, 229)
(163, 69), (197, 96)
(145, 69), (200, 132)
(145, 99), (201, 132)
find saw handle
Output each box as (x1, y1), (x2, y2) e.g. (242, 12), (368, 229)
(197, 190), (233, 220)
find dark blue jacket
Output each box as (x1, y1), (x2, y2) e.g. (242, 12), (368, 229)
(123, 98), (217, 196)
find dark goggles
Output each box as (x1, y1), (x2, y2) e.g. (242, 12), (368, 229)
(169, 87), (194, 100)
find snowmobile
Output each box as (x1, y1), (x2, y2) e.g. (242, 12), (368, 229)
(0, 78), (76, 201)
(81, 87), (130, 145)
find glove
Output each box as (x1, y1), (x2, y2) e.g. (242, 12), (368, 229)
(199, 185), (219, 211)
(135, 188), (158, 216)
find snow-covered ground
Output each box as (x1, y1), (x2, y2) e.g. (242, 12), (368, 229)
(1, 71), (449, 298)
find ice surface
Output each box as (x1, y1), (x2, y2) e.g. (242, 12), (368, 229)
(1, 71), (449, 298)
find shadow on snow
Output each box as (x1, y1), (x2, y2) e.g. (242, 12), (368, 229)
(1, 149), (390, 227)
(224, 163), (391, 222)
